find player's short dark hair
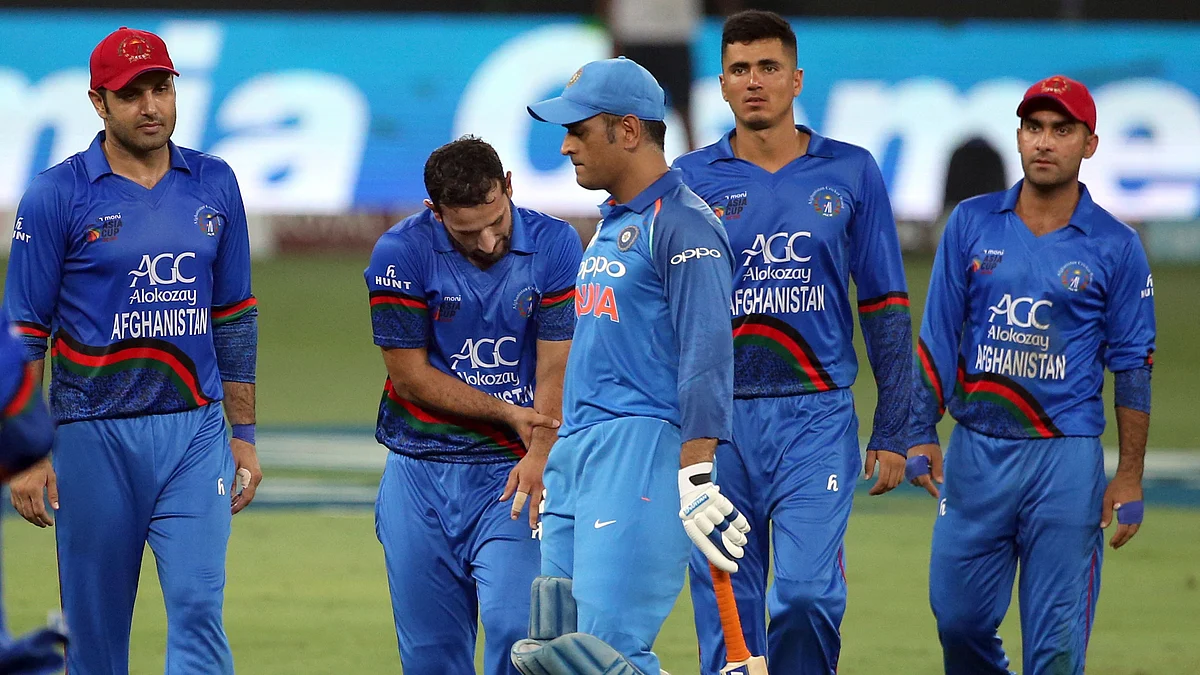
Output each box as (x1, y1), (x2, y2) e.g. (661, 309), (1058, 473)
(424, 135), (506, 209)
(722, 10), (798, 64)
(603, 114), (667, 150)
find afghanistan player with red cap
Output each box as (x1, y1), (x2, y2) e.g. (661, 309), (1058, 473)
(5, 27), (260, 674)
(907, 75), (1155, 674)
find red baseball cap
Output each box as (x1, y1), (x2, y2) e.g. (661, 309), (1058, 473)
(1016, 75), (1096, 133)
(89, 27), (179, 92)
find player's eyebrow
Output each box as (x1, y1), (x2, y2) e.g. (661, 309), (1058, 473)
(727, 58), (783, 71)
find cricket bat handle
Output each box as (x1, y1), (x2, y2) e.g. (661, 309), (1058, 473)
(710, 563), (769, 674)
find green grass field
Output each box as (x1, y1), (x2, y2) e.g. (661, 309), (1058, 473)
(1, 255), (1197, 673)
(246, 255), (1199, 448)
(5, 499), (1199, 674)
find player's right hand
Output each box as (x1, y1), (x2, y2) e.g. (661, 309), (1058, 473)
(506, 405), (560, 450)
(906, 443), (944, 498)
(678, 462), (750, 573)
(9, 457), (58, 527)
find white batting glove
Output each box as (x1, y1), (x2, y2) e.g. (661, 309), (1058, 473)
(678, 462), (750, 573)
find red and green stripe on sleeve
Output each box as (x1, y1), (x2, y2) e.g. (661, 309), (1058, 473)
(213, 296), (258, 327)
(382, 379), (525, 460)
(2, 363), (40, 418)
(539, 287), (575, 311)
(857, 291), (910, 320)
(370, 290), (427, 317)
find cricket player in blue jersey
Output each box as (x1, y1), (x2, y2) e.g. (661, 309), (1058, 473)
(673, 12), (911, 674)
(5, 27), (261, 674)
(365, 136), (581, 675)
(908, 75), (1156, 675)
(512, 57), (748, 675)
(0, 324), (67, 675)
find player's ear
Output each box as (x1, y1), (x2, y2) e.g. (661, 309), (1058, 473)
(719, 73), (728, 101)
(1083, 132), (1099, 160)
(423, 199), (442, 222)
(88, 89), (107, 119)
(503, 171), (513, 199)
(794, 68), (804, 97)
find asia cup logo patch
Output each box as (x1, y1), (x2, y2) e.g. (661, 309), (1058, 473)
(194, 205), (224, 237)
(514, 286), (538, 318)
(1058, 261), (1093, 292)
(714, 192), (747, 220)
(971, 249), (1005, 275)
(617, 225), (639, 252)
(808, 187), (844, 217)
(85, 214), (123, 244)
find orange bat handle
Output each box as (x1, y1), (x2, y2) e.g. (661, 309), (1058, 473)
(710, 563), (751, 663)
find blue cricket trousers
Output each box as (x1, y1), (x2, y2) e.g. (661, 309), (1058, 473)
(689, 390), (861, 675)
(931, 424), (1105, 675)
(375, 451), (540, 675)
(54, 403), (234, 675)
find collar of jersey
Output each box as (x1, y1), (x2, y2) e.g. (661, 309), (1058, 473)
(430, 201), (536, 254)
(706, 124), (833, 164)
(993, 179), (1096, 235)
(599, 169), (684, 218)
(83, 131), (191, 183)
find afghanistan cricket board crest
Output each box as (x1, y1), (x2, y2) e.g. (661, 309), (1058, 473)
(194, 205), (225, 237)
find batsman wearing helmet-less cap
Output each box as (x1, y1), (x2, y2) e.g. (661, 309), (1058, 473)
(907, 75), (1155, 675)
(511, 58), (747, 675)
(5, 26), (260, 674)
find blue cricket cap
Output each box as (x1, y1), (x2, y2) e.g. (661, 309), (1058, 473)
(528, 56), (667, 125)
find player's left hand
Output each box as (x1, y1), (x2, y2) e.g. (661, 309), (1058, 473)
(1101, 471), (1144, 550)
(864, 449), (905, 495)
(679, 462), (751, 573)
(501, 449), (547, 530)
(230, 438), (263, 515)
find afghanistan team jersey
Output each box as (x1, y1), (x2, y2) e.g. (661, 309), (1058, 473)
(912, 181), (1156, 443)
(365, 204), (581, 464)
(674, 127), (911, 453)
(560, 170), (734, 445)
(4, 132), (256, 423)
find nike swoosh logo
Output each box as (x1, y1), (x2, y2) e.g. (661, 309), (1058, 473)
(594, 519), (617, 529)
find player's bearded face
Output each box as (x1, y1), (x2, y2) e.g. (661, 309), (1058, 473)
(94, 71), (177, 155)
(720, 39), (802, 132)
(1017, 107), (1098, 189)
(438, 181), (514, 267)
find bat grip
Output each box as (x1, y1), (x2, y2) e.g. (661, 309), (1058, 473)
(710, 563), (752, 663)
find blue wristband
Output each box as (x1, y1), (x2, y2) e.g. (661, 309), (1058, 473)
(1116, 500), (1144, 525)
(905, 455), (931, 482)
(231, 424), (256, 445)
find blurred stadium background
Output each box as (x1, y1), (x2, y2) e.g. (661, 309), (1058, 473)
(1, 0), (1197, 672)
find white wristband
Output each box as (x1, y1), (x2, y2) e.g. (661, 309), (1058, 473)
(678, 461), (714, 496)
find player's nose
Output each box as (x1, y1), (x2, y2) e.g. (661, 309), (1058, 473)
(478, 231), (497, 254)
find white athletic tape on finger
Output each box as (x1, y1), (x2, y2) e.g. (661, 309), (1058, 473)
(236, 468), (252, 494)
(512, 491), (529, 515)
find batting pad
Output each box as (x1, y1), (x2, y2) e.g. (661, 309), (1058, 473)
(529, 576), (577, 640)
(511, 633), (645, 675)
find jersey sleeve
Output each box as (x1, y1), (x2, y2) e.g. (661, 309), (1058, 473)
(1104, 233), (1156, 412)
(0, 328), (54, 477)
(536, 224), (583, 342)
(911, 205), (971, 447)
(211, 167), (258, 383)
(3, 174), (68, 359)
(211, 168), (256, 315)
(849, 152), (912, 455)
(365, 230), (429, 350)
(651, 199), (735, 443)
